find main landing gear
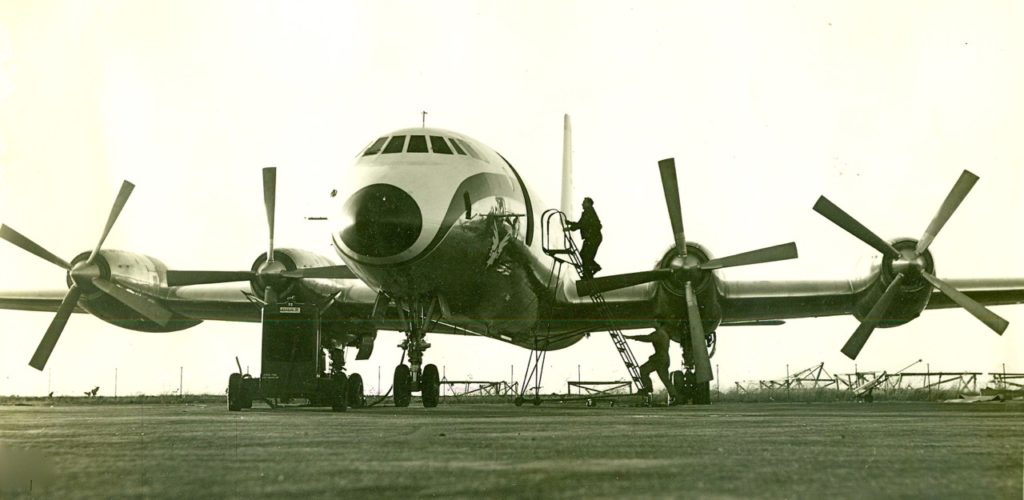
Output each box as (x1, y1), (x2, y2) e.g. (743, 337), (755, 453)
(672, 331), (714, 406)
(391, 296), (442, 408)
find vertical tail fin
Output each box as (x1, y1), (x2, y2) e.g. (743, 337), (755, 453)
(561, 114), (574, 218)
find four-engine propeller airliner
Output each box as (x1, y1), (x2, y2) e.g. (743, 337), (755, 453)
(1, 115), (1022, 408)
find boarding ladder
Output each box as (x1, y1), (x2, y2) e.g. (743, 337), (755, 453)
(541, 209), (645, 393)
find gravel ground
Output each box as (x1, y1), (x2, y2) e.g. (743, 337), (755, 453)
(0, 401), (1021, 499)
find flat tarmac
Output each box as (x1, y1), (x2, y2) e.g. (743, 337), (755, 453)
(0, 400), (1021, 499)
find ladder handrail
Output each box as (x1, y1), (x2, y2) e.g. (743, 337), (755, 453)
(540, 208), (645, 393)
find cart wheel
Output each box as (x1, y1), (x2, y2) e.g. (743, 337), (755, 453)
(421, 364), (440, 408)
(331, 373), (348, 412)
(241, 375), (253, 409)
(393, 364), (411, 407)
(532, 397), (542, 406)
(514, 396), (525, 407)
(227, 373), (243, 412)
(347, 373), (365, 409)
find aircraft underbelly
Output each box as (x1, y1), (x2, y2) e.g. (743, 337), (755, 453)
(357, 216), (544, 338)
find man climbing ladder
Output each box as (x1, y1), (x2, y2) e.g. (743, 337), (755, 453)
(566, 197), (602, 279)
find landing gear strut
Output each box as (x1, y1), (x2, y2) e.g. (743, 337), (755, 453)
(393, 295), (442, 408)
(675, 331), (714, 406)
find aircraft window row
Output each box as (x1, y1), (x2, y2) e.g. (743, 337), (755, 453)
(362, 134), (486, 161)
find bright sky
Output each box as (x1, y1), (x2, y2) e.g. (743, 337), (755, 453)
(1, 1), (1022, 397)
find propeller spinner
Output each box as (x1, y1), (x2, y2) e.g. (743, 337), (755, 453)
(165, 167), (356, 300)
(575, 158), (800, 384)
(1, 181), (173, 370)
(814, 170), (1008, 360)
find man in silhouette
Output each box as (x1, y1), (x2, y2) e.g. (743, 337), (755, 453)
(625, 320), (679, 403)
(566, 197), (602, 279)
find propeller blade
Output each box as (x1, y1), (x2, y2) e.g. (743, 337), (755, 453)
(263, 167), (277, 262)
(0, 225), (71, 270)
(921, 271), (1008, 335)
(575, 269), (673, 296)
(29, 285), (82, 370)
(92, 279), (172, 326)
(684, 282), (714, 384)
(813, 196), (901, 259)
(166, 270), (256, 287)
(29, 284), (81, 370)
(657, 158), (687, 258)
(700, 242), (799, 271)
(87, 180), (135, 264)
(841, 273), (905, 360)
(280, 265), (358, 280)
(916, 170), (979, 255)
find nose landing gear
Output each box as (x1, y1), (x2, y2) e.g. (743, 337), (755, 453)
(392, 295), (442, 408)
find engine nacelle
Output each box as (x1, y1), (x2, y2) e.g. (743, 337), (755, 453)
(853, 238), (936, 328)
(67, 249), (201, 332)
(653, 244), (722, 343)
(249, 248), (341, 302)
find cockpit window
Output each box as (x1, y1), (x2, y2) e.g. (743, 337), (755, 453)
(454, 139), (483, 160)
(407, 135), (428, 153)
(430, 136), (453, 154)
(362, 137), (387, 156)
(449, 138), (466, 155)
(382, 136), (406, 154)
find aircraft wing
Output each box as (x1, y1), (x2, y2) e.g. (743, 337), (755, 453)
(158, 285), (263, 323)
(718, 280), (860, 322)
(923, 278), (1024, 310)
(158, 280), (384, 324)
(0, 280), (382, 325)
(0, 290), (88, 314)
(717, 277), (1024, 322)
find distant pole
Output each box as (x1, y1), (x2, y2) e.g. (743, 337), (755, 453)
(926, 363), (931, 395)
(179, 366), (183, 397)
(421, 111), (427, 128)
(716, 364), (720, 400)
(114, 368), (118, 398)
(577, 364), (581, 394)
(786, 364), (790, 401)
(377, 366), (381, 396)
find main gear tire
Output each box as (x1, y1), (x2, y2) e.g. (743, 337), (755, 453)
(347, 373), (366, 409)
(421, 364), (440, 408)
(393, 364), (412, 408)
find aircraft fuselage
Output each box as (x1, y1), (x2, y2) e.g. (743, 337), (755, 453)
(331, 127), (589, 349)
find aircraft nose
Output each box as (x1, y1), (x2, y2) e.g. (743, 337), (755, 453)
(340, 184), (422, 258)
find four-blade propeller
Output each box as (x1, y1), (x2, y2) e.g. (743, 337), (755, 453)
(165, 167), (357, 299)
(0, 181), (173, 370)
(814, 170), (1008, 360)
(576, 158), (800, 384)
